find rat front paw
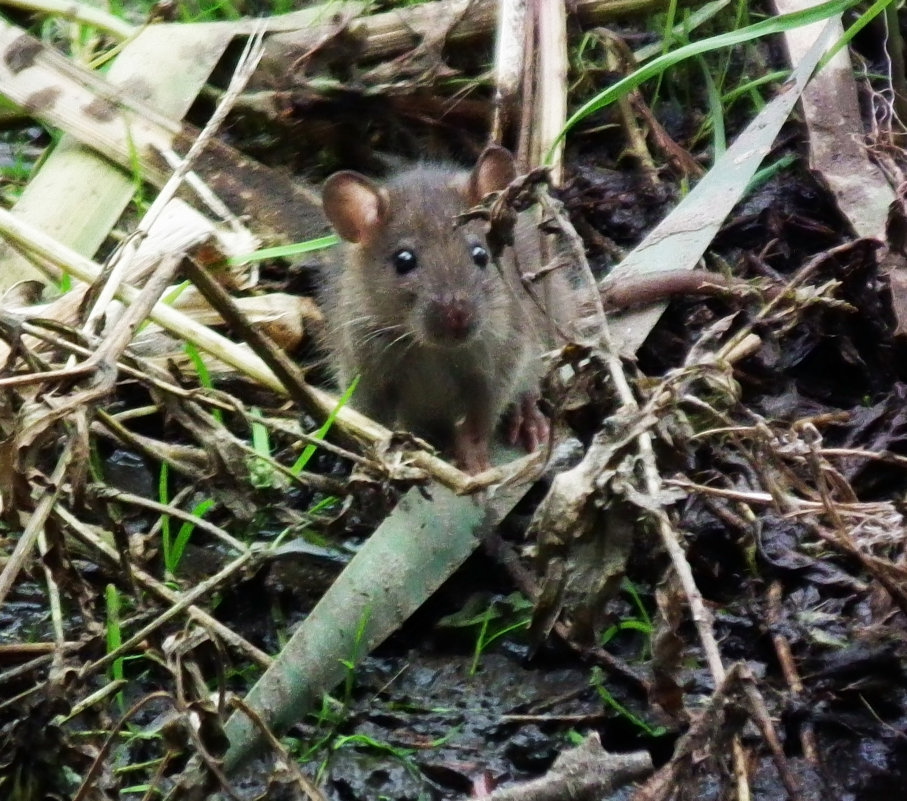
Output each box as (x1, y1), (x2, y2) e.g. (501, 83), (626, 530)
(453, 420), (492, 474)
(506, 393), (549, 453)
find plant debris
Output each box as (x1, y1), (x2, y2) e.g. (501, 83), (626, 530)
(1, 1), (907, 800)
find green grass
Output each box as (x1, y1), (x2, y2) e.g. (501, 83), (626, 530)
(247, 407), (275, 488)
(590, 667), (668, 738)
(600, 579), (654, 662)
(177, 0), (244, 23)
(158, 462), (215, 577)
(284, 607), (380, 776)
(105, 583), (125, 711)
(434, 592), (533, 673)
(338, 606), (371, 704)
(292, 376), (359, 474)
(158, 462), (172, 572)
(228, 234), (340, 268)
(170, 497), (215, 573)
(106, 0), (158, 20)
(549, 0), (870, 161)
(184, 341), (222, 424)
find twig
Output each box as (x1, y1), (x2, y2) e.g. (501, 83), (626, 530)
(767, 581), (819, 764)
(58, 505), (272, 668)
(228, 696), (329, 801)
(632, 663), (750, 801)
(85, 549), (255, 676)
(73, 692), (178, 801)
(482, 531), (649, 689)
(36, 526), (65, 672)
(539, 186), (744, 790)
(738, 665), (803, 800)
(0, 440), (74, 606)
(81, 25), (266, 343)
(478, 732), (652, 801)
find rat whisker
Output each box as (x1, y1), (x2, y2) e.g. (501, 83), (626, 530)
(337, 314), (376, 331)
(359, 321), (407, 340)
(385, 330), (416, 351)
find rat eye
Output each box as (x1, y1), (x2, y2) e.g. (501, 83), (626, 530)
(392, 249), (417, 275)
(471, 244), (489, 268)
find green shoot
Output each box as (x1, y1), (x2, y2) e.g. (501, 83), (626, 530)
(162, 280), (191, 306)
(746, 152), (798, 193)
(293, 694), (348, 762)
(228, 234), (340, 267)
(635, 0), (730, 62)
(698, 54), (726, 159)
(565, 728), (587, 745)
(332, 733), (417, 765)
(330, 731), (434, 788)
(88, 440), (105, 483)
(158, 461), (171, 572)
(338, 607), (371, 706)
(819, 0), (897, 69)
(721, 70), (789, 107)
(124, 124), (147, 211)
(271, 495), (340, 550)
(600, 580), (654, 662)
(590, 667), (668, 737)
(247, 407), (275, 489)
(435, 593), (532, 673)
(623, 579), (652, 626)
(293, 376), (359, 474)
(307, 495), (339, 516)
(157, 461), (215, 576)
(469, 596), (532, 675)
(168, 498), (215, 575)
(178, 0), (242, 23)
(183, 342), (222, 424)
(105, 584), (125, 711)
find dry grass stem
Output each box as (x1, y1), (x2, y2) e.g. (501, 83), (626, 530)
(491, 0), (527, 142)
(228, 696), (329, 801)
(0, 440), (74, 604)
(0, 0), (134, 38)
(57, 507), (273, 668)
(534, 0), (568, 182)
(86, 550), (256, 676)
(82, 26), (265, 339)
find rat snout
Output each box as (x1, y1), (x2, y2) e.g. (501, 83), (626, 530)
(444, 300), (474, 339)
(423, 295), (477, 344)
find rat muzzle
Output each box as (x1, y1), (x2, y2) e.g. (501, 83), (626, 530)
(423, 297), (477, 344)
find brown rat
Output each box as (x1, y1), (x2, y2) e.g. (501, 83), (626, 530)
(320, 146), (556, 472)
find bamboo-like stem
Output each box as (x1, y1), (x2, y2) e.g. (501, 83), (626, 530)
(534, 0), (568, 181)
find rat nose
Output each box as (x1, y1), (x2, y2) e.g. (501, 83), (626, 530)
(426, 296), (475, 342)
(444, 300), (474, 339)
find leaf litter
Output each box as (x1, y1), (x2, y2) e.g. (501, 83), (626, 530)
(0, 1), (906, 800)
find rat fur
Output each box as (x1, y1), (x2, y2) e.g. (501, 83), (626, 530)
(320, 146), (557, 472)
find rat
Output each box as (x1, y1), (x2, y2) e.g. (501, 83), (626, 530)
(320, 145), (558, 473)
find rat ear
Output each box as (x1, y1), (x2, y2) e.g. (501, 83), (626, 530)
(322, 171), (389, 243)
(466, 145), (516, 204)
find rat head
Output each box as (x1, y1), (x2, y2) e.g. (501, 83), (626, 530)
(322, 146), (517, 348)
